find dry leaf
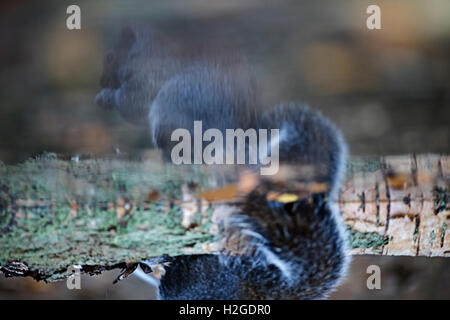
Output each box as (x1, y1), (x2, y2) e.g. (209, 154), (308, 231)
(387, 173), (411, 190)
(146, 189), (159, 202)
(309, 182), (329, 193)
(70, 200), (79, 218)
(199, 185), (238, 202)
(276, 193), (299, 203)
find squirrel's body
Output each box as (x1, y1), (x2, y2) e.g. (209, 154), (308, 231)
(96, 26), (183, 126)
(95, 25), (261, 156)
(150, 57), (260, 160)
(96, 25), (350, 299)
(158, 194), (348, 299)
(154, 104), (349, 299)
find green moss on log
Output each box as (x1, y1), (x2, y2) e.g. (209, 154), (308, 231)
(0, 154), (216, 282)
(346, 226), (390, 251)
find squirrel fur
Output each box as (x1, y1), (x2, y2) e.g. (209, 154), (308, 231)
(96, 25), (350, 300)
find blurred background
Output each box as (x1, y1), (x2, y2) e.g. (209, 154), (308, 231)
(0, 0), (449, 299)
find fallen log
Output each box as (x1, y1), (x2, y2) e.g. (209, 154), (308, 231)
(0, 153), (448, 282)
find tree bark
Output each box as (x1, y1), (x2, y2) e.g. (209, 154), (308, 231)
(342, 154), (449, 257)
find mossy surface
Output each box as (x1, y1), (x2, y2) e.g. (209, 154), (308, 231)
(0, 154), (216, 282)
(347, 226), (390, 252)
(434, 186), (448, 215)
(346, 157), (383, 175)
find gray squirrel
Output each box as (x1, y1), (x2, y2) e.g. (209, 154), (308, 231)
(95, 25), (260, 146)
(96, 25), (350, 299)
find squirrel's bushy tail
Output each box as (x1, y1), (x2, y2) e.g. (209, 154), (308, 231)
(158, 103), (351, 299)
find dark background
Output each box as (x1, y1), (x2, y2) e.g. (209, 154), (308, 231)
(0, 0), (449, 299)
